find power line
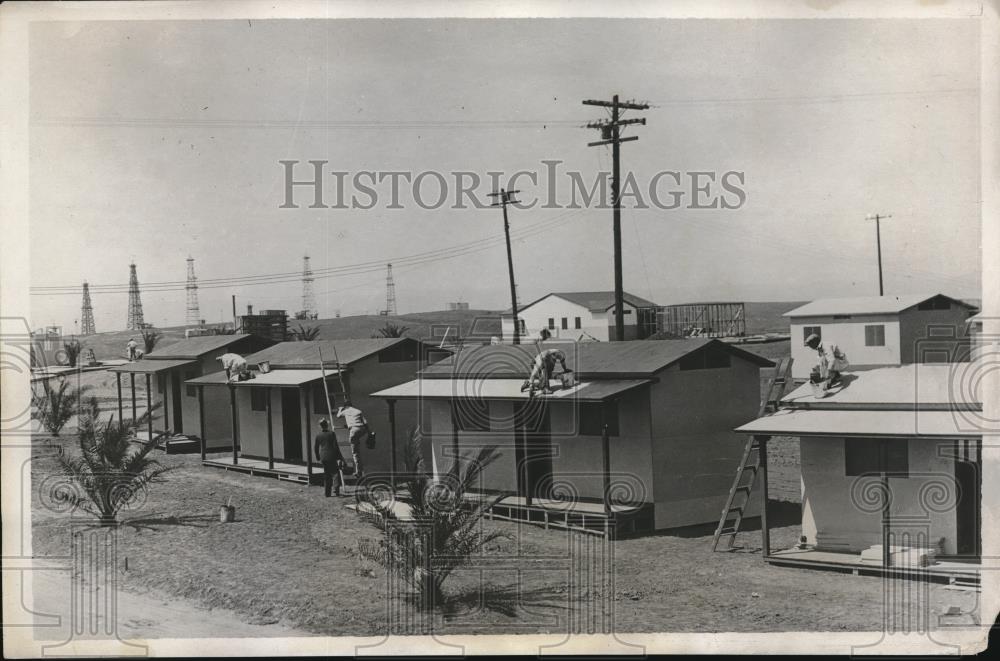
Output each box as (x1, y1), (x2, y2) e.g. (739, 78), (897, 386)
(31, 208), (589, 296)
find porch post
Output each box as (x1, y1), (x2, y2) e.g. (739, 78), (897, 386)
(304, 385), (312, 480)
(387, 399), (398, 489)
(163, 374), (170, 430)
(130, 373), (137, 420)
(757, 435), (771, 559)
(145, 374), (153, 441)
(601, 401), (612, 516)
(880, 439), (891, 568)
(449, 400), (460, 474)
(116, 372), (123, 422)
(265, 387), (275, 469)
(229, 384), (239, 465)
(197, 386), (206, 461)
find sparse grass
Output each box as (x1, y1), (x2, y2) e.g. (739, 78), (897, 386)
(29, 428), (969, 637)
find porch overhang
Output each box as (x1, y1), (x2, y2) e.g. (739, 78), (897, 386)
(735, 408), (981, 439)
(372, 377), (653, 402)
(108, 359), (196, 374)
(186, 369), (341, 387)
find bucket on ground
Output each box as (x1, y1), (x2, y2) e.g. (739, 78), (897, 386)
(220, 505), (235, 523)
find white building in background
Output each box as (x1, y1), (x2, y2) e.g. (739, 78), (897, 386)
(784, 293), (977, 380)
(500, 291), (658, 343)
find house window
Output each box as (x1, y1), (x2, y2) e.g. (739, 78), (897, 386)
(518, 319), (527, 334)
(548, 318), (555, 330)
(578, 402), (619, 437)
(574, 317), (582, 329)
(845, 438), (908, 477)
(561, 317), (568, 330)
(185, 370), (197, 397)
(313, 383), (336, 414)
(679, 345), (732, 370)
(803, 326), (821, 343)
(250, 389), (268, 412)
(865, 325), (886, 347)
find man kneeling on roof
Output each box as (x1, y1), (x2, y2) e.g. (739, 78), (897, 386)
(804, 333), (849, 389)
(217, 352), (253, 382)
(521, 348), (569, 398)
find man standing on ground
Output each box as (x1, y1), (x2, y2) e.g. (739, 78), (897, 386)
(335, 400), (369, 479)
(126, 338), (138, 361)
(314, 418), (345, 497)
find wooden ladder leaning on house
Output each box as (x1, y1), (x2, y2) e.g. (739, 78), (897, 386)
(711, 356), (794, 552)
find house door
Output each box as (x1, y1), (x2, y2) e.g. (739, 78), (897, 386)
(281, 389), (303, 462)
(514, 403), (552, 501)
(170, 373), (183, 434)
(955, 441), (981, 557)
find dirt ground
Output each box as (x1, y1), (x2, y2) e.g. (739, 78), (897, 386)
(30, 433), (980, 638)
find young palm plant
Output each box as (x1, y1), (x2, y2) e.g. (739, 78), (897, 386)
(371, 322), (409, 339)
(356, 428), (508, 610)
(58, 404), (172, 526)
(291, 324), (321, 341)
(31, 379), (90, 435)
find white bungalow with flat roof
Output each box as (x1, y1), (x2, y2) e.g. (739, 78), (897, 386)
(784, 294), (977, 379)
(737, 363), (982, 585)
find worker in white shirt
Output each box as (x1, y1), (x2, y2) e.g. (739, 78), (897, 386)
(126, 338), (138, 361)
(216, 352), (249, 382)
(805, 334), (849, 388)
(520, 348), (569, 397)
(335, 400), (370, 478)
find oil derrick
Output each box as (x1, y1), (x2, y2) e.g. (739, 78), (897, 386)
(126, 262), (145, 330)
(301, 255), (317, 318)
(385, 263), (397, 316)
(185, 256), (201, 326)
(80, 281), (96, 335)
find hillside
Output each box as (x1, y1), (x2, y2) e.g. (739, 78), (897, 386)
(64, 302), (799, 361)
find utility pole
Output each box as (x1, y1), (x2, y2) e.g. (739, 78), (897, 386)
(865, 213), (892, 296)
(489, 188), (522, 345)
(584, 95), (648, 341)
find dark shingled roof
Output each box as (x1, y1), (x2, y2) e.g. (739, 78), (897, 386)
(420, 338), (772, 379)
(241, 337), (439, 369)
(145, 334), (255, 360)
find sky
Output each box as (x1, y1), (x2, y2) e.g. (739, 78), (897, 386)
(28, 18), (981, 332)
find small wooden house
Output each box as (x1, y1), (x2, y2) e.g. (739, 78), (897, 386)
(500, 291), (659, 342)
(108, 334), (274, 446)
(373, 339), (773, 535)
(188, 338), (449, 482)
(737, 363), (981, 585)
(784, 294), (977, 379)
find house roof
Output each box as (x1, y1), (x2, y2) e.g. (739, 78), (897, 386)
(419, 338), (773, 379)
(735, 408), (980, 438)
(505, 291), (658, 315)
(240, 338), (432, 369)
(780, 364), (980, 411)
(372, 377), (653, 402)
(783, 294), (975, 318)
(145, 334), (253, 360)
(187, 369), (341, 387)
(109, 359), (196, 374)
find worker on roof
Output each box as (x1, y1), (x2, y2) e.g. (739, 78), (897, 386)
(805, 333), (849, 389)
(217, 352), (249, 382)
(335, 400), (370, 479)
(314, 418), (346, 497)
(126, 338), (138, 361)
(521, 348), (569, 397)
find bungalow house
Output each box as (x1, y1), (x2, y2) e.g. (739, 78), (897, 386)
(108, 334), (274, 446)
(500, 291), (658, 343)
(736, 363), (982, 585)
(784, 294), (977, 380)
(372, 339), (774, 536)
(187, 338), (449, 482)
